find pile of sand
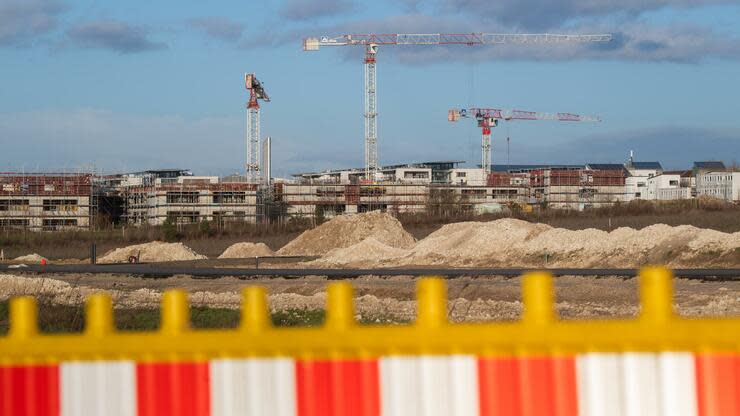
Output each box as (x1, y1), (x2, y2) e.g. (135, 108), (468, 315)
(396, 220), (740, 268)
(406, 219), (551, 266)
(13, 253), (47, 264)
(218, 242), (275, 259)
(98, 242), (207, 263)
(306, 217), (740, 268)
(314, 237), (412, 267)
(277, 211), (416, 256)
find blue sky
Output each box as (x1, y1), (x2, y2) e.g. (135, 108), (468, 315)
(1, 0), (739, 177)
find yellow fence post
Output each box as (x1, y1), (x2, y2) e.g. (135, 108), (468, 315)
(85, 293), (114, 336)
(9, 296), (38, 339)
(639, 266), (674, 324)
(241, 286), (271, 332)
(160, 289), (189, 334)
(416, 277), (447, 328)
(326, 282), (355, 330)
(522, 271), (556, 325)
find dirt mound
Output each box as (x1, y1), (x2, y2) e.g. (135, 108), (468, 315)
(98, 242), (207, 263)
(313, 237), (412, 267)
(405, 218), (551, 266)
(277, 211), (416, 256)
(13, 253), (47, 264)
(218, 242), (275, 259)
(395, 219), (740, 268)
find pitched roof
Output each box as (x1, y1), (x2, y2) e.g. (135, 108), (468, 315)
(693, 161), (725, 170)
(490, 164), (583, 173)
(586, 163), (627, 171)
(630, 161), (662, 170)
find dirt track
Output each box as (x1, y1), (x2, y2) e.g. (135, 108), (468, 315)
(2, 273), (738, 323)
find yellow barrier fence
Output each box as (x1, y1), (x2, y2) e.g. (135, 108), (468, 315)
(0, 267), (738, 416)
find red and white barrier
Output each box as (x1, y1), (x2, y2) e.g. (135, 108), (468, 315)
(2, 353), (738, 416)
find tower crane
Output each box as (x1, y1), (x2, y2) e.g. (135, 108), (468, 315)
(245, 73), (270, 184)
(303, 33), (612, 180)
(448, 107), (601, 174)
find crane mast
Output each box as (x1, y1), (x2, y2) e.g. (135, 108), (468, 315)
(303, 33), (611, 180)
(365, 44), (378, 179)
(448, 107), (601, 174)
(245, 73), (270, 184)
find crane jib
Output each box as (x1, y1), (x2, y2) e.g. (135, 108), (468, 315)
(311, 33), (613, 47)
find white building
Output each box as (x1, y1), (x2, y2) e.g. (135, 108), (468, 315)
(625, 161), (663, 200)
(448, 168), (487, 186)
(645, 174), (683, 200)
(697, 172), (740, 201)
(389, 167), (432, 184)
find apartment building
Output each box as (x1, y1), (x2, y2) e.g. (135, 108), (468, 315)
(0, 173), (93, 231)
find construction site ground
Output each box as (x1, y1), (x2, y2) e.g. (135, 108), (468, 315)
(1, 212), (739, 329)
(1, 272), (738, 327)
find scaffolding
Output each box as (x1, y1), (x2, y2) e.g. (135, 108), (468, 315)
(533, 168), (627, 209)
(122, 181), (259, 227)
(0, 173), (95, 231)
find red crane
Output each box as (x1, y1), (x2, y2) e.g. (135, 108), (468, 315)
(448, 108), (601, 174)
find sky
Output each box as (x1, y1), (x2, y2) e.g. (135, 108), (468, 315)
(1, 0), (739, 177)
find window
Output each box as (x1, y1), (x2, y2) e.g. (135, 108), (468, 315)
(456, 172), (467, 178)
(360, 187), (386, 196)
(213, 192), (246, 204)
(166, 211), (200, 224)
(0, 219), (29, 229)
(166, 192), (199, 204)
(461, 189), (486, 196)
(579, 188), (597, 198)
(42, 218), (78, 230)
(42, 199), (78, 212)
(0, 199), (29, 211)
(403, 171), (429, 179)
(669, 180), (678, 186)
(637, 182), (646, 188)
(492, 189), (518, 197)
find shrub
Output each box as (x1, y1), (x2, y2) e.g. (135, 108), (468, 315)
(162, 218), (179, 242)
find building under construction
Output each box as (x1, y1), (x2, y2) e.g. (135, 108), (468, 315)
(119, 170), (259, 226)
(0, 173), (94, 231)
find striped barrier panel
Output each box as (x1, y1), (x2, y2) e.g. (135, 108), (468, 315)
(0, 267), (738, 416)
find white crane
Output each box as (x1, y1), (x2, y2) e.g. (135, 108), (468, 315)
(303, 33), (612, 180)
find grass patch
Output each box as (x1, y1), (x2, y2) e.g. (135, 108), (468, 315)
(0, 301), (339, 335)
(0, 302), (411, 334)
(271, 309), (326, 327)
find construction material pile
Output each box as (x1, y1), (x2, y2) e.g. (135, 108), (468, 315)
(315, 218), (740, 268)
(12, 253), (47, 264)
(277, 211), (416, 256)
(98, 242), (207, 263)
(218, 242), (275, 258)
(316, 237), (412, 267)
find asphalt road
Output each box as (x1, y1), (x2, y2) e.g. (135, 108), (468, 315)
(2, 263), (739, 280)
